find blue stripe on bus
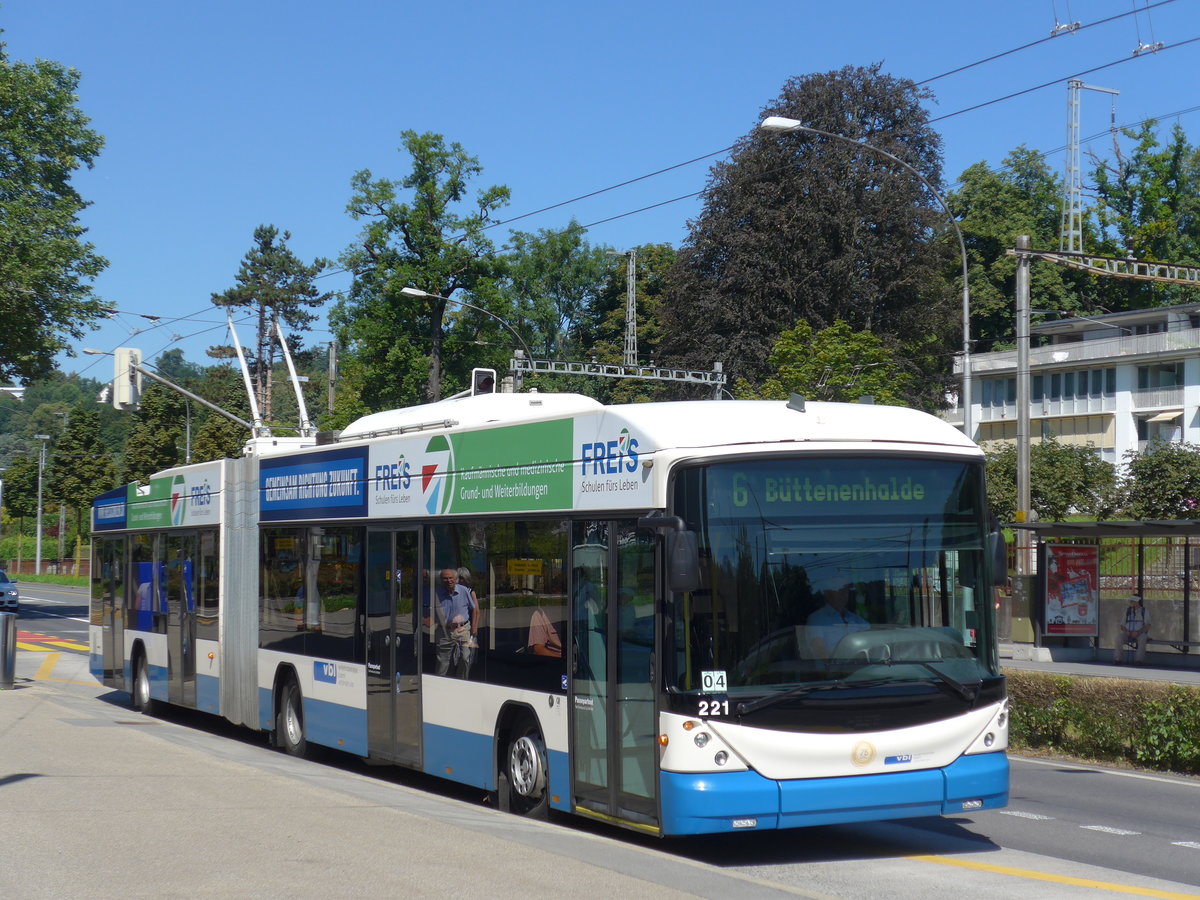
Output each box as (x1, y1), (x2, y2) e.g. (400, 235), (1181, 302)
(659, 751), (1010, 836)
(421, 724), (569, 810)
(89, 653), (103, 679)
(423, 723), (493, 789)
(303, 696), (368, 756)
(196, 672), (219, 714)
(256, 687), (368, 756)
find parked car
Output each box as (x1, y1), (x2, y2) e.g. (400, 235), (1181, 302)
(0, 572), (19, 613)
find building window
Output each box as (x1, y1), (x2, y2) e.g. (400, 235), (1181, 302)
(1138, 363), (1182, 389)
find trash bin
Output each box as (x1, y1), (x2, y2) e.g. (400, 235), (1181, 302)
(0, 611), (15, 689)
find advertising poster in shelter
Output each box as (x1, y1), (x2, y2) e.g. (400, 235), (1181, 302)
(1043, 543), (1099, 636)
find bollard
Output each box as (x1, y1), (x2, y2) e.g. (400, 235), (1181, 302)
(0, 611), (16, 689)
(0, 614), (15, 691)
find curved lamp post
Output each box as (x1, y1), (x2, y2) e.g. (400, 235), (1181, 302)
(398, 286), (533, 365)
(758, 116), (973, 438)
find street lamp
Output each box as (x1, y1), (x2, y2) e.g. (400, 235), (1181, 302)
(34, 433), (49, 576)
(398, 287), (533, 364)
(758, 116), (974, 438)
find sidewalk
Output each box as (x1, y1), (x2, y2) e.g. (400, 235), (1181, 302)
(0, 649), (772, 900)
(1001, 641), (1200, 686)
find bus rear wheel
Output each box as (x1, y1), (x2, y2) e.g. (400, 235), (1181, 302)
(276, 679), (308, 758)
(504, 716), (548, 818)
(132, 653), (157, 716)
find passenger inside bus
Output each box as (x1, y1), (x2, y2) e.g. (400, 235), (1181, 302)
(526, 607), (562, 657)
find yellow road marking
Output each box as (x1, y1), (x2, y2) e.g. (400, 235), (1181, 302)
(45, 639), (89, 651)
(35, 651), (61, 681)
(911, 855), (1200, 898)
(17, 641), (50, 652)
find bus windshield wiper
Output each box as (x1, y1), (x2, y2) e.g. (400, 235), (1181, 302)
(897, 659), (980, 703)
(735, 677), (896, 716)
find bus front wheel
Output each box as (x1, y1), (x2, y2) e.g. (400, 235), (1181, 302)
(276, 679), (308, 758)
(504, 716), (548, 818)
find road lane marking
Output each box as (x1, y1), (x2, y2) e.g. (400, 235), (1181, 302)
(1013, 755), (1200, 789)
(1000, 810), (1055, 820)
(1172, 842), (1200, 850)
(910, 855), (1200, 898)
(1080, 830), (1142, 840)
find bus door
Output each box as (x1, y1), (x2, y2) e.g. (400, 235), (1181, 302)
(571, 521), (659, 829)
(165, 533), (196, 707)
(365, 529), (422, 766)
(95, 537), (126, 688)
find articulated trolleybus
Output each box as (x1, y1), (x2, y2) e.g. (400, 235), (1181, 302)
(90, 391), (1008, 836)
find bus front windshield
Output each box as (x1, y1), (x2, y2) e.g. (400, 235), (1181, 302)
(671, 456), (998, 697)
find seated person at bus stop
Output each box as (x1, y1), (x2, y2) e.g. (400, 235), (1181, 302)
(1112, 594), (1151, 665)
(806, 582), (869, 660)
(431, 568), (478, 677)
(527, 607), (562, 657)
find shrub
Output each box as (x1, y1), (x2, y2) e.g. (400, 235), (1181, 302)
(1005, 669), (1200, 775)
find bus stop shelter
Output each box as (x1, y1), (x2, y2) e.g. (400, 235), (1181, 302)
(1009, 520), (1200, 665)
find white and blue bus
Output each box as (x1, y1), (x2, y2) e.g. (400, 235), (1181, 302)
(90, 391), (1008, 836)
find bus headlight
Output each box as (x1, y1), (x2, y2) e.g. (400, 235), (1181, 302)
(694, 731), (710, 748)
(714, 751), (729, 766)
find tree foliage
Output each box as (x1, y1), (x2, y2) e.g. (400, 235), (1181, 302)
(334, 131), (510, 407)
(950, 148), (1096, 351)
(46, 406), (116, 534)
(501, 221), (610, 360)
(984, 438), (1118, 522)
(733, 319), (913, 404)
(2, 452), (39, 520)
(210, 225), (330, 424)
(659, 65), (955, 405)
(121, 385), (185, 483)
(0, 41), (108, 382)
(1122, 441), (1200, 520)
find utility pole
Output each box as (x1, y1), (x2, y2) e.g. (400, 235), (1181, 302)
(1014, 236), (1032, 588)
(34, 434), (48, 576)
(327, 340), (338, 414)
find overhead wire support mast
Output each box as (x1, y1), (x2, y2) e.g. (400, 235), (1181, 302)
(511, 357), (725, 390)
(1060, 79), (1119, 254)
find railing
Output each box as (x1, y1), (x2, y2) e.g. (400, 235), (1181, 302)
(1131, 386), (1184, 409)
(958, 327), (1200, 374)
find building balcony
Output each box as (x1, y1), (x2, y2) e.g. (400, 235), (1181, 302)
(957, 327), (1200, 375)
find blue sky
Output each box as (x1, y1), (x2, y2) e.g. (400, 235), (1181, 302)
(4, 0), (1198, 384)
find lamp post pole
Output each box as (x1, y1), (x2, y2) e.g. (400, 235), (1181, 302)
(398, 287), (533, 392)
(34, 433), (49, 576)
(758, 117), (973, 439)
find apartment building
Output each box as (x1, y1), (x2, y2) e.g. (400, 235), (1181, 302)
(946, 302), (1200, 465)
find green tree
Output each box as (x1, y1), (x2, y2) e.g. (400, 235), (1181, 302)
(334, 131), (510, 407)
(950, 149), (1093, 351)
(211, 225), (331, 425)
(121, 385), (185, 482)
(189, 363), (252, 462)
(582, 243), (677, 404)
(0, 41), (108, 382)
(659, 65), (955, 405)
(1122, 441), (1200, 520)
(984, 438), (1119, 522)
(1091, 122), (1200, 309)
(1, 452), (39, 568)
(45, 407), (116, 542)
(501, 221), (611, 359)
(733, 319), (913, 405)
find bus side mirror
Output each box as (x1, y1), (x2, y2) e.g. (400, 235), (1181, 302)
(666, 530), (700, 594)
(990, 530), (1008, 587)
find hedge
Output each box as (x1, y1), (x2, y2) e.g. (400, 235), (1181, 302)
(1006, 669), (1200, 774)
